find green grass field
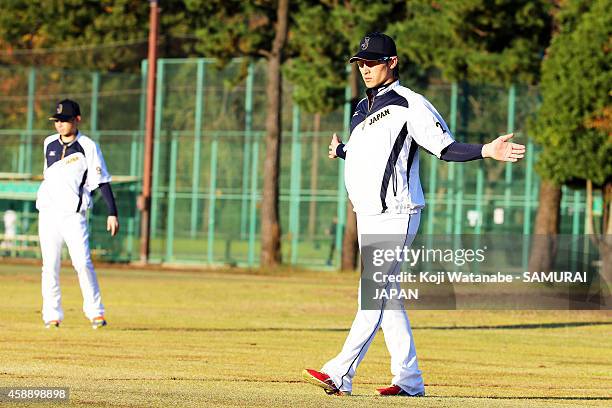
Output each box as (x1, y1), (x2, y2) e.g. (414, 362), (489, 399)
(0, 262), (610, 407)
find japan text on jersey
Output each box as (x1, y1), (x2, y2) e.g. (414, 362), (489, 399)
(36, 132), (112, 214)
(343, 81), (455, 215)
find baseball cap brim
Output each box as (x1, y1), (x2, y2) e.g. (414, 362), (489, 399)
(349, 50), (392, 63)
(48, 114), (76, 121)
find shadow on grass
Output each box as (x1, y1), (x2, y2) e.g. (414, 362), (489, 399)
(417, 321), (612, 330)
(316, 394), (611, 401)
(442, 396), (611, 401)
(120, 327), (349, 332)
(119, 321), (612, 332)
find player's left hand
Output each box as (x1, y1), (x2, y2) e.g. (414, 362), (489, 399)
(107, 216), (119, 236)
(482, 133), (526, 162)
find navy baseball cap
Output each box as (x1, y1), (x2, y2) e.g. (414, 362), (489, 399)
(349, 32), (397, 63)
(49, 99), (81, 121)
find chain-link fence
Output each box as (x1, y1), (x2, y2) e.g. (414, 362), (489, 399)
(0, 60), (595, 268)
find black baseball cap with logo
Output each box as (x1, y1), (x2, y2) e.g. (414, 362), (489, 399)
(49, 99), (81, 121)
(349, 32), (397, 63)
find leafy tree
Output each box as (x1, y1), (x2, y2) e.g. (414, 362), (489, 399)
(388, 0), (553, 85)
(0, 0), (196, 71)
(529, 0), (611, 282)
(532, 0), (611, 185)
(185, 0), (293, 267)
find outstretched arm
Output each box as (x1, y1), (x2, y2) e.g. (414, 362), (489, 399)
(440, 142), (484, 162)
(481, 133), (525, 162)
(439, 133), (526, 162)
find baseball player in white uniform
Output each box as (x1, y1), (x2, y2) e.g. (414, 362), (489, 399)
(303, 33), (525, 396)
(1, 206), (17, 250)
(37, 99), (119, 329)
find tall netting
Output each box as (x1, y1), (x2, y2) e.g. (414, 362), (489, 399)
(0, 60), (592, 268)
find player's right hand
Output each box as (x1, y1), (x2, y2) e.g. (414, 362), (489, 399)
(329, 133), (342, 159)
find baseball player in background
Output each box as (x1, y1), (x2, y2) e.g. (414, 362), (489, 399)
(37, 99), (119, 329)
(1, 205), (18, 251)
(303, 33), (525, 396)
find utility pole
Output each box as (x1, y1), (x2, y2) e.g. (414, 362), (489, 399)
(139, 0), (159, 263)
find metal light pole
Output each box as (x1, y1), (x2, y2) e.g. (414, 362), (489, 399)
(139, 0), (159, 263)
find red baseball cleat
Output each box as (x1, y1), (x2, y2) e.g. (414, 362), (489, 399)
(375, 384), (425, 396)
(91, 316), (107, 329)
(44, 320), (60, 329)
(302, 369), (350, 396)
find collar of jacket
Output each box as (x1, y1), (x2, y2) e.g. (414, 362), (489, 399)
(58, 130), (81, 147)
(366, 80), (400, 99)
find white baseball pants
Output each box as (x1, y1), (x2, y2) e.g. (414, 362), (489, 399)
(39, 210), (104, 322)
(322, 211), (424, 395)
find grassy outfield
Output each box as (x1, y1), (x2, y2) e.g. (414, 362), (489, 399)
(0, 263), (610, 408)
